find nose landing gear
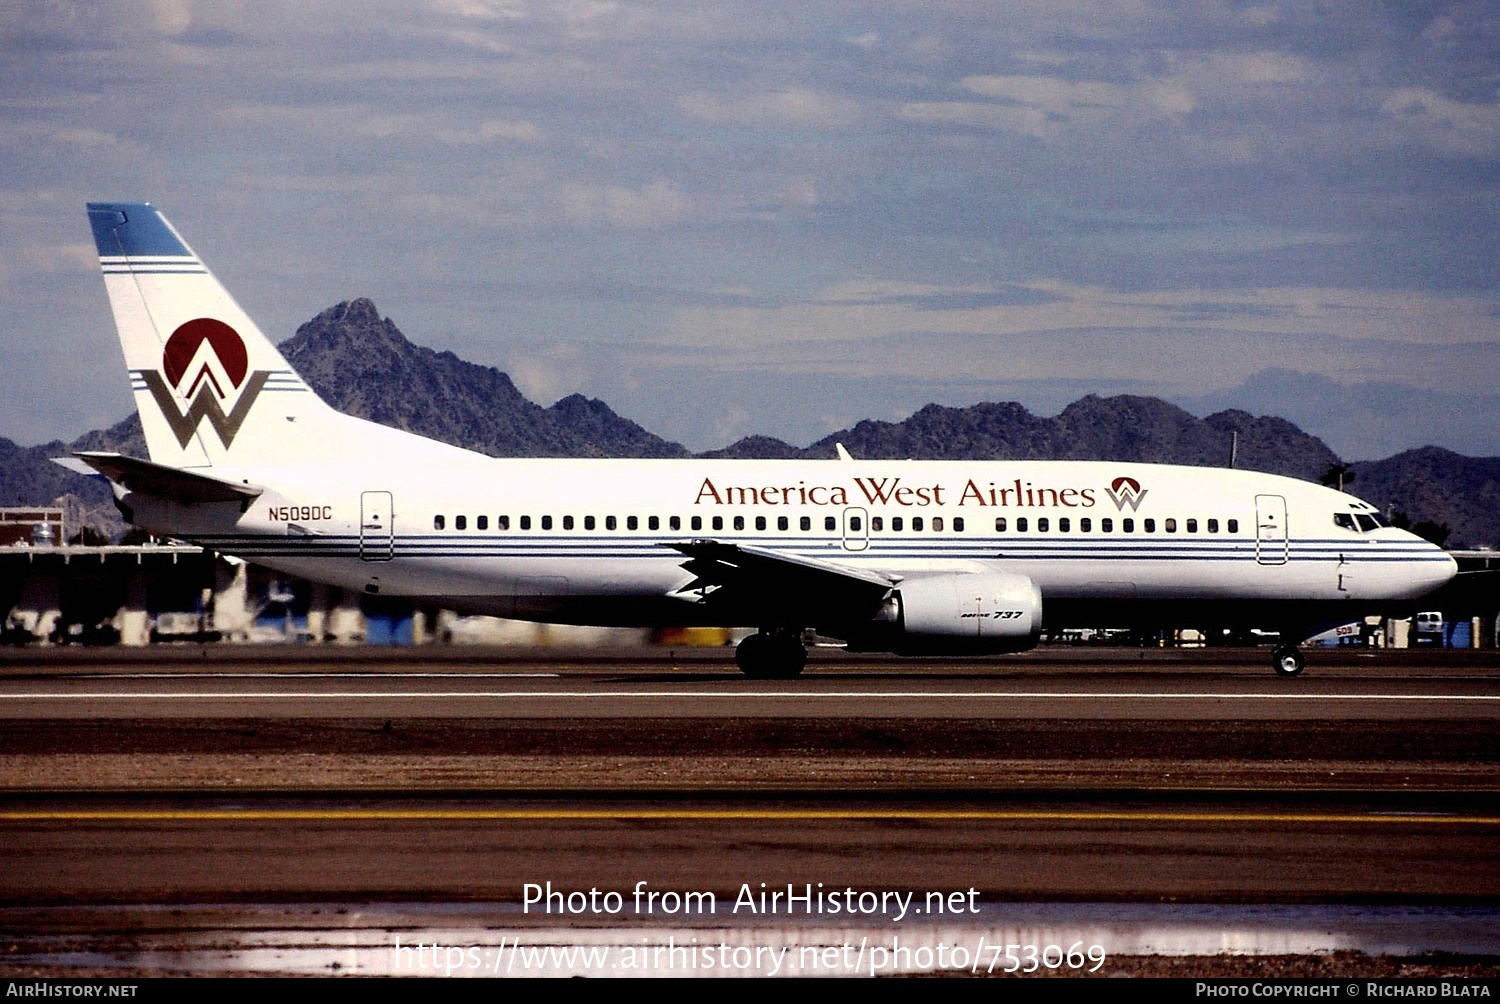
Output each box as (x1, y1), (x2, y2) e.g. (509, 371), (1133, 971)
(1272, 645), (1305, 677)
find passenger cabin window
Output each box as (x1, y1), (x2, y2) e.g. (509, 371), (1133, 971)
(648, 516), (660, 531)
(691, 516), (702, 531)
(455, 515), (467, 531)
(1016, 517), (1028, 532)
(433, 515), (445, 530)
(1037, 517), (1049, 532)
(605, 515), (617, 530)
(520, 516), (531, 530)
(871, 517), (883, 531)
(778, 516), (789, 531)
(712, 516), (723, 531)
(912, 517), (924, 531)
(1080, 517), (1091, 532)
(801, 516), (812, 531)
(1186, 519), (1197, 533)
(824, 516), (837, 531)
(478, 516), (488, 530)
(1101, 518), (1112, 532)
(953, 517), (964, 532)
(891, 517), (903, 531)
(995, 517), (1007, 532)
(1227, 519), (1239, 533)
(1058, 517), (1070, 532)
(1143, 518), (1156, 533)
(1206, 519), (1218, 533)
(498, 515), (510, 531)
(733, 516), (744, 531)
(670, 516), (681, 531)
(1122, 518), (1134, 532)
(628, 516), (639, 531)
(931, 517), (943, 531)
(755, 516), (766, 531)
(541, 516), (553, 530)
(850, 516), (862, 531)
(1164, 518), (1176, 533)
(584, 516), (595, 530)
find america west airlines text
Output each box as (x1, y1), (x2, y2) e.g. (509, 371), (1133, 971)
(694, 476), (1105, 509)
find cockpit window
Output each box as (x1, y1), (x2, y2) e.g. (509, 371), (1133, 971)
(1335, 511), (1389, 533)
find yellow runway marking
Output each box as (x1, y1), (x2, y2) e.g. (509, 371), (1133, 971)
(2, 808), (1497, 825)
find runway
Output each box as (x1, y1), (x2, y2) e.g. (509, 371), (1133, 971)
(1, 645), (1496, 975)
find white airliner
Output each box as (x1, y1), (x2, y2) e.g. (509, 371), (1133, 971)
(71, 202), (1457, 677)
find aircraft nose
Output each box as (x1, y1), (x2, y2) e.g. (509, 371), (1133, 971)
(1418, 544), (1459, 593)
(1437, 549), (1459, 584)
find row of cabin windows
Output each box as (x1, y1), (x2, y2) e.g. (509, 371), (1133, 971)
(431, 513), (1239, 535)
(993, 516), (1239, 534)
(431, 513), (967, 533)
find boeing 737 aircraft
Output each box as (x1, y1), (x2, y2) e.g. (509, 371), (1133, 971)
(71, 202), (1457, 677)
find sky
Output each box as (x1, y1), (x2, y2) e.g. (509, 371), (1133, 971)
(2, 1), (1497, 460)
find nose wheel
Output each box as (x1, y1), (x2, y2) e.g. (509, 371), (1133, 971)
(1272, 646), (1305, 677)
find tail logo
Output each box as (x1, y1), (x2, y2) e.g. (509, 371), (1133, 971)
(140, 318), (270, 449)
(1105, 475), (1149, 512)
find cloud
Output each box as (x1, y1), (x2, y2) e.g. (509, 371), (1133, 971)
(558, 180), (689, 228)
(658, 279), (1500, 353)
(903, 48), (1316, 141)
(434, 0), (528, 20)
(1381, 87), (1500, 158)
(679, 87), (862, 129)
(435, 118), (544, 144)
(901, 73), (1197, 139)
(1, 1), (1495, 456)
(19, 243), (96, 274)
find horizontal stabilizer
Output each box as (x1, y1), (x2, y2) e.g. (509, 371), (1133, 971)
(68, 452), (264, 505)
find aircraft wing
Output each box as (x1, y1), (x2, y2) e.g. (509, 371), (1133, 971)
(65, 452), (264, 506)
(666, 539), (896, 623)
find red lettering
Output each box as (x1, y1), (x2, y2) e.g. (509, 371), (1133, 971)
(853, 477), (899, 505)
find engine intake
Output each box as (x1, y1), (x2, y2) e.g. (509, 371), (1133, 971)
(843, 570), (1042, 655)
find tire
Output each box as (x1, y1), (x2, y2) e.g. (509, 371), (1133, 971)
(1272, 646), (1305, 677)
(735, 631), (807, 679)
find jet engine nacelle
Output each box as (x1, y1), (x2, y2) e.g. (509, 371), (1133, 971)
(844, 570), (1043, 655)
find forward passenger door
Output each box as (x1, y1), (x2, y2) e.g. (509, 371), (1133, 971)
(1254, 494), (1288, 565)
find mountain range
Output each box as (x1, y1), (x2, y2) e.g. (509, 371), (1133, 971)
(3, 298), (1495, 548)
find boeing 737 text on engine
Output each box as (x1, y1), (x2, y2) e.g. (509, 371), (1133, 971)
(70, 203), (1457, 677)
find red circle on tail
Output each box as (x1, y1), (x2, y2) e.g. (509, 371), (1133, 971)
(162, 318), (248, 391)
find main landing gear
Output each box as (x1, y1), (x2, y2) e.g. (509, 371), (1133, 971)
(1272, 645), (1306, 677)
(735, 628), (808, 679)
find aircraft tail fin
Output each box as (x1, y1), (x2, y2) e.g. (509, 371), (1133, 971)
(87, 202), (344, 470)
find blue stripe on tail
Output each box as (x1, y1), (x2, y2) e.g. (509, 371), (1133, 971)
(86, 202), (192, 258)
